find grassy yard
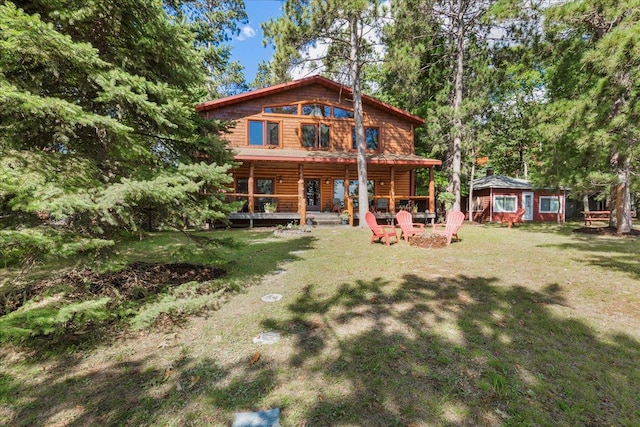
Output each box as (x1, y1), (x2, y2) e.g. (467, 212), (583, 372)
(1, 223), (639, 426)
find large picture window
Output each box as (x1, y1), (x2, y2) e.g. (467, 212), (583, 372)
(301, 124), (330, 149)
(348, 180), (375, 199)
(248, 120), (279, 146)
(494, 195), (517, 213)
(539, 196), (560, 213)
(351, 127), (380, 150)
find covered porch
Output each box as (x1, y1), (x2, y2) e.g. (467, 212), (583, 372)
(225, 148), (441, 226)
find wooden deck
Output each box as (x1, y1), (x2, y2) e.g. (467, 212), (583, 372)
(225, 211), (436, 228)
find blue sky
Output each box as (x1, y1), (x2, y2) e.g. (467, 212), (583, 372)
(229, 0), (284, 84)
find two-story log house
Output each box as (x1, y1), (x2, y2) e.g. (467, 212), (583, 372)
(196, 75), (441, 226)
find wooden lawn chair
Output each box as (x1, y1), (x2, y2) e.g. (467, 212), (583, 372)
(395, 210), (425, 242)
(432, 211), (465, 245)
(502, 208), (526, 228)
(365, 211), (398, 246)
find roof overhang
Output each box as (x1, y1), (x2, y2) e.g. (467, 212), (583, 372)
(196, 75), (426, 127)
(231, 148), (441, 167)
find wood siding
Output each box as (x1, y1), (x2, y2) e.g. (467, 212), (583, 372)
(466, 189), (565, 223)
(206, 85), (415, 155)
(230, 163), (415, 213)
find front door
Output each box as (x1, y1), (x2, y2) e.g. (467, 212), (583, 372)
(305, 179), (321, 211)
(522, 192), (534, 221)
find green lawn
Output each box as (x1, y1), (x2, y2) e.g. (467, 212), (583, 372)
(1, 223), (639, 426)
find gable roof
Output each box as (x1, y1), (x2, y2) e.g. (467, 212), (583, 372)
(473, 175), (532, 190)
(195, 75), (426, 126)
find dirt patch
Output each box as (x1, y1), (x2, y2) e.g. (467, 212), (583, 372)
(1, 262), (225, 317)
(573, 226), (640, 237)
(408, 233), (449, 248)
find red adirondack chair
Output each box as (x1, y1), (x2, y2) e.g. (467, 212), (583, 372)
(365, 211), (398, 246)
(501, 208), (526, 228)
(395, 210), (425, 242)
(432, 211), (465, 245)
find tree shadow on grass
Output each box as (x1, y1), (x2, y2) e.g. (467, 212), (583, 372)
(262, 274), (640, 426)
(539, 233), (640, 279)
(0, 234), (314, 425)
(0, 234), (317, 358)
(1, 347), (278, 426)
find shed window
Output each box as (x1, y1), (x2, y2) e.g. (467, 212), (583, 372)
(248, 120), (279, 146)
(494, 195), (517, 213)
(539, 196), (560, 213)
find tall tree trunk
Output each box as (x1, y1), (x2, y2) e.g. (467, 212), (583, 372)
(350, 15), (369, 227)
(451, 0), (465, 212)
(582, 193), (590, 213)
(610, 152), (632, 234)
(468, 160), (475, 221)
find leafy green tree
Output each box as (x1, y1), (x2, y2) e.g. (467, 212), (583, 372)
(262, 0), (385, 225)
(0, 1), (242, 265)
(165, 0), (249, 97)
(381, 0), (497, 213)
(539, 0), (640, 232)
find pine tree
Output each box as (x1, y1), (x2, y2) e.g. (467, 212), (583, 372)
(540, 0), (640, 232)
(0, 1), (245, 264)
(262, 0), (385, 225)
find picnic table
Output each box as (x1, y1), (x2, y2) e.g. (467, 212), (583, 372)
(582, 211), (609, 226)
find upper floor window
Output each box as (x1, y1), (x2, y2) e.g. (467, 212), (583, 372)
(248, 120), (279, 146)
(333, 107), (354, 119)
(264, 105), (298, 115)
(301, 123), (330, 149)
(351, 127), (380, 150)
(302, 103), (331, 117)
(539, 196), (560, 213)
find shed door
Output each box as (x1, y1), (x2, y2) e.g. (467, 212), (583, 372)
(522, 192), (534, 221)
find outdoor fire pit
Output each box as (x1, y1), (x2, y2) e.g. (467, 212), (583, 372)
(408, 233), (448, 249)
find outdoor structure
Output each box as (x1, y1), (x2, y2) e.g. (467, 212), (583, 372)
(467, 173), (566, 223)
(196, 75), (441, 226)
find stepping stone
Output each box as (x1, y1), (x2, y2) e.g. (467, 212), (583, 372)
(232, 407), (280, 427)
(261, 294), (283, 303)
(253, 332), (280, 345)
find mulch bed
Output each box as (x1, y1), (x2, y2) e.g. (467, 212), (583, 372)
(573, 226), (640, 237)
(1, 262), (225, 317)
(408, 233), (449, 249)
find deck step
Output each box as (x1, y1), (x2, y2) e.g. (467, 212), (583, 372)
(308, 212), (345, 226)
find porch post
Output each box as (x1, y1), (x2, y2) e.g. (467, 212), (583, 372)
(390, 167), (396, 214)
(345, 166), (350, 204)
(428, 166), (435, 213)
(248, 162), (255, 213)
(298, 164), (306, 224)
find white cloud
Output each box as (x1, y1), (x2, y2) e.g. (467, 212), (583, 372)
(237, 25), (256, 41)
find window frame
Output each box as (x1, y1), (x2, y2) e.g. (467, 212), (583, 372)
(247, 119), (281, 147)
(301, 103), (331, 117)
(539, 196), (561, 213)
(333, 106), (354, 119)
(493, 195), (518, 213)
(300, 122), (331, 149)
(351, 126), (380, 151)
(263, 104), (298, 115)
